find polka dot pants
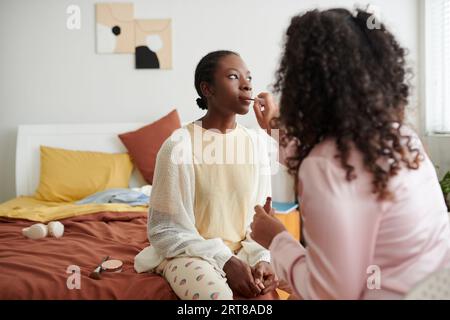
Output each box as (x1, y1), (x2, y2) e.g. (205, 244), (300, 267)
(160, 257), (233, 300)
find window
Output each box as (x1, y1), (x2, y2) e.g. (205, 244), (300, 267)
(425, 0), (450, 133)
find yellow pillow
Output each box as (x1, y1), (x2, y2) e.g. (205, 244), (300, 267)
(35, 146), (133, 202)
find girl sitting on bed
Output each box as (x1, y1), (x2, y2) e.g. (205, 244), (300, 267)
(135, 50), (279, 300)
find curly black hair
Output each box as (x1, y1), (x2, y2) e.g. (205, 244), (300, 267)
(273, 8), (421, 200)
(194, 50), (239, 110)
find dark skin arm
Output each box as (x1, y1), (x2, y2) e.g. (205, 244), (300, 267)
(253, 92), (290, 148)
(250, 205), (287, 249)
(252, 92), (280, 134)
(223, 256), (262, 298)
(221, 203), (278, 297)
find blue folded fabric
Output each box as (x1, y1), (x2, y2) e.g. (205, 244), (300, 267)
(76, 188), (149, 206)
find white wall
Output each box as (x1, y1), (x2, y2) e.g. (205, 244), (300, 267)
(0, 0), (420, 202)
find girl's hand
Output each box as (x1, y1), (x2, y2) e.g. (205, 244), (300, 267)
(253, 92), (280, 134)
(251, 261), (279, 295)
(250, 205), (286, 249)
(223, 256), (261, 298)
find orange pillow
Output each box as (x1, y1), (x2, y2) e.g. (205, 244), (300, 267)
(119, 109), (181, 184)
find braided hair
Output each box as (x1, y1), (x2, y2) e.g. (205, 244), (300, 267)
(194, 50), (239, 110)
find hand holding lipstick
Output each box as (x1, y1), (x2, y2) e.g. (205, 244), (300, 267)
(250, 197), (287, 249)
(252, 92), (280, 135)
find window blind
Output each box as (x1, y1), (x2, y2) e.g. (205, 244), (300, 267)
(426, 0), (450, 133)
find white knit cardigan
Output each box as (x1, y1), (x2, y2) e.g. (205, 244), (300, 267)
(134, 125), (277, 275)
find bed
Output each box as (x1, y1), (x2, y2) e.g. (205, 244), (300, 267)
(0, 123), (179, 299)
(0, 122), (279, 300)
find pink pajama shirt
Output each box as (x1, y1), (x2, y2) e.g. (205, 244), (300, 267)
(271, 133), (450, 299)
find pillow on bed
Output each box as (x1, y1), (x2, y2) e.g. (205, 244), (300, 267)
(35, 146), (134, 202)
(118, 109), (181, 184)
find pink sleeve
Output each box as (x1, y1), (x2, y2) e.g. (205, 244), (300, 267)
(269, 157), (380, 299)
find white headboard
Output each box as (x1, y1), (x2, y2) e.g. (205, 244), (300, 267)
(16, 123), (151, 197)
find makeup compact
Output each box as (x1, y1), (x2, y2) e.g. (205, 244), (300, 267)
(89, 256), (123, 280)
(101, 259), (123, 273)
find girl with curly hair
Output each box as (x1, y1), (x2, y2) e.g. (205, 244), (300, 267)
(250, 8), (450, 299)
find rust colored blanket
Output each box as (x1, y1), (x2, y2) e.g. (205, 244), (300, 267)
(0, 211), (279, 300)
(0, 211), (177, 300)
